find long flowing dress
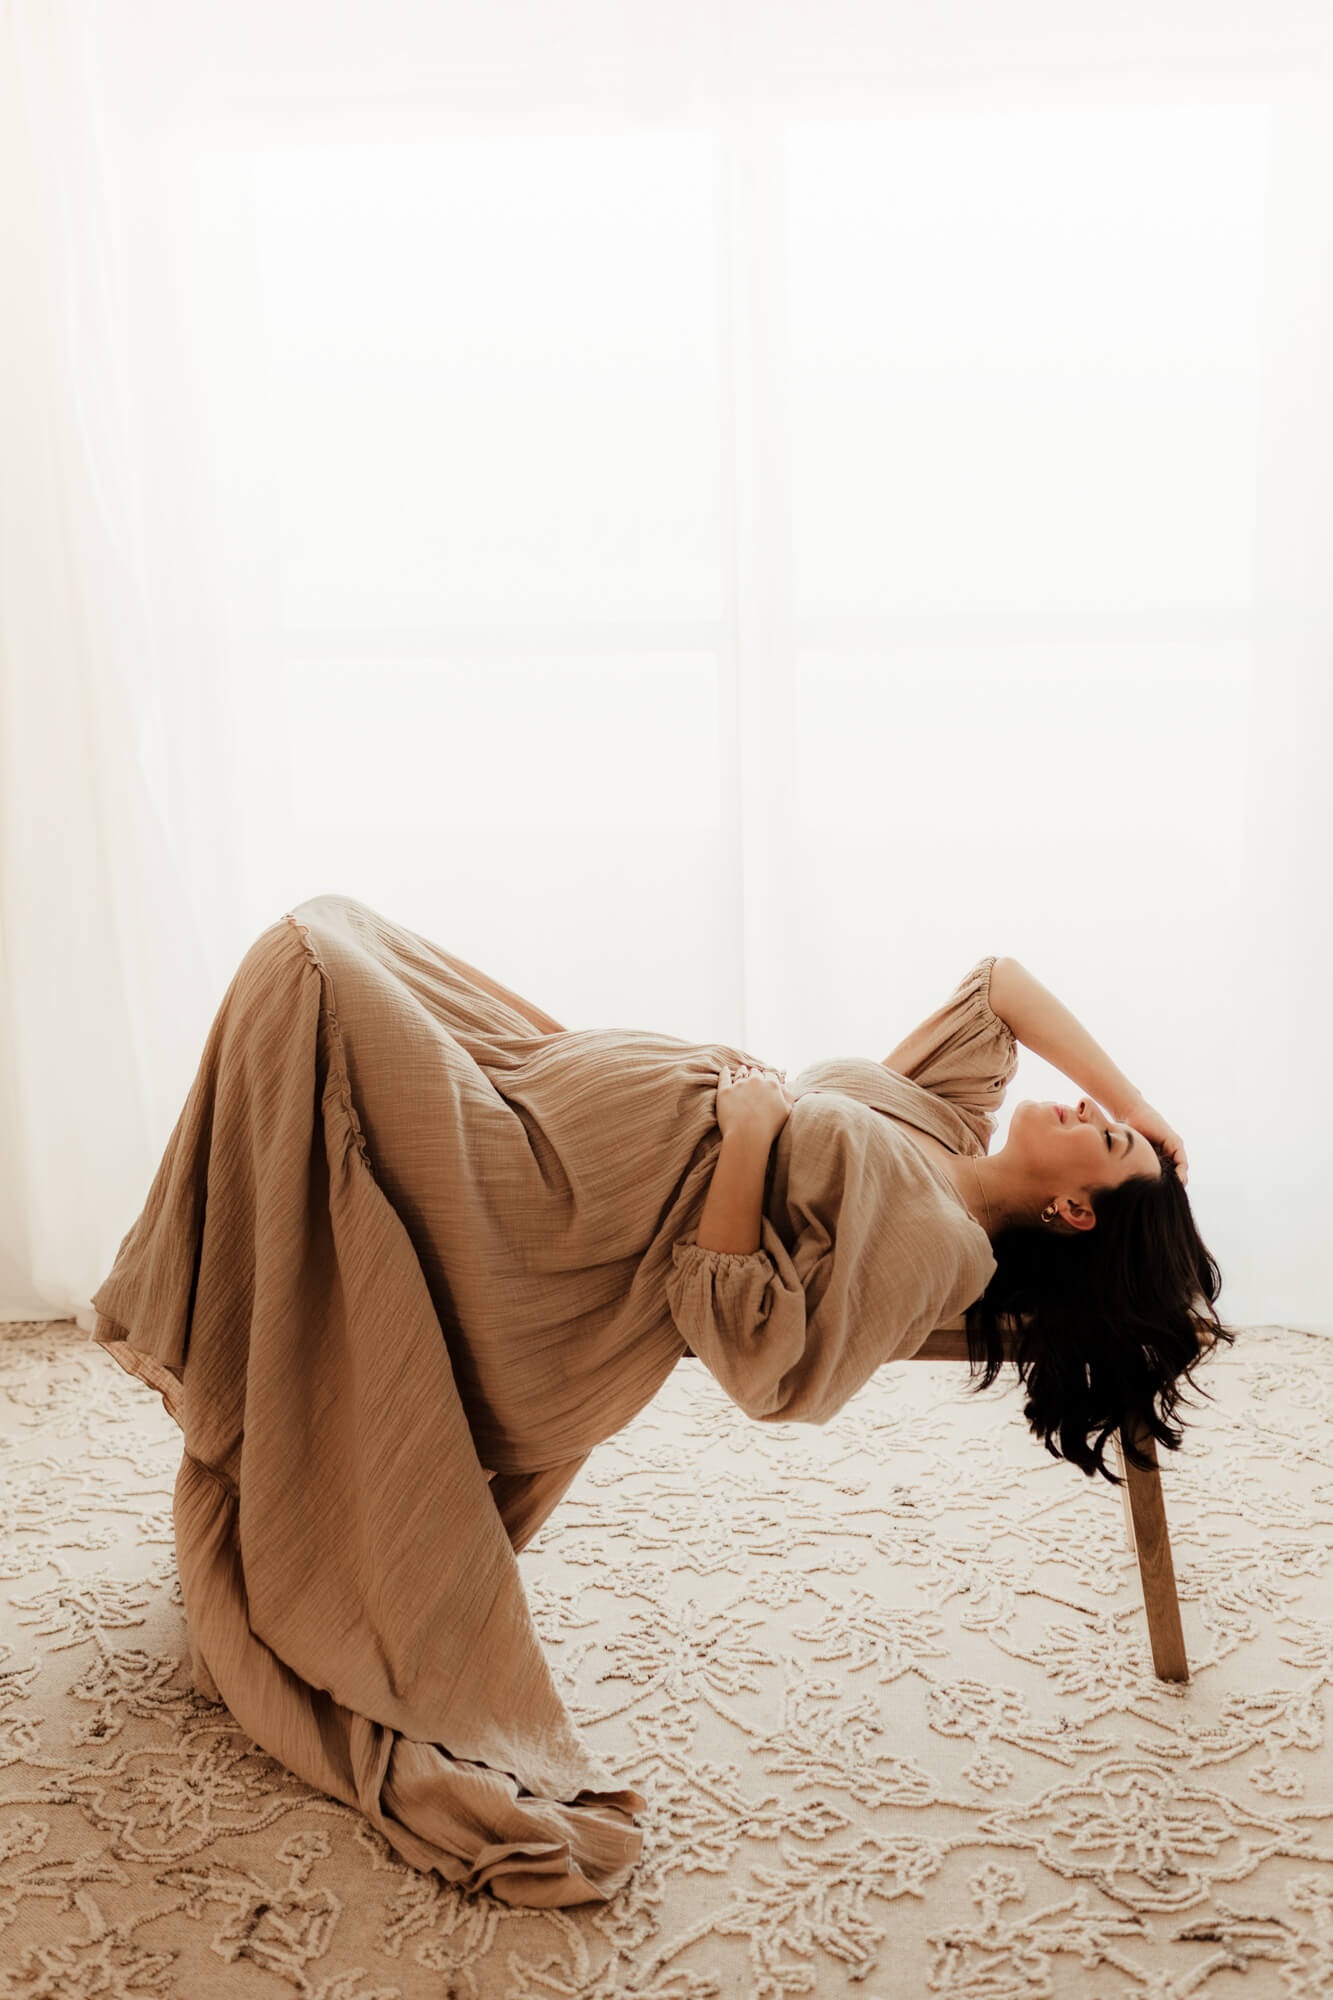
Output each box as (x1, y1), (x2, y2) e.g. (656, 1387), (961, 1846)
(88, 893), (1019, 1905)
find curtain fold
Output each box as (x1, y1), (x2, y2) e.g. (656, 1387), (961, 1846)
(0, 0), (219, 1322)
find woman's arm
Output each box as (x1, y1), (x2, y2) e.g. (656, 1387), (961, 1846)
(695, 1131), (771, 1254)
(988, 957), (1142, 1119)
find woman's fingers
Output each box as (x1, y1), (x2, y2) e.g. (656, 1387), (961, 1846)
(1124, 1095), (1189, 1185)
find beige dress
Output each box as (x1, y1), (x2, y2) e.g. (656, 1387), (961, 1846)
(89, 894), (1018, 1907)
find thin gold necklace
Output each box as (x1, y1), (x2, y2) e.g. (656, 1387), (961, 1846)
(969, 1155), (994, 1237)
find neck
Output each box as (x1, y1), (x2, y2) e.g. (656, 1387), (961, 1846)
(941, 1152), (1023, 1238)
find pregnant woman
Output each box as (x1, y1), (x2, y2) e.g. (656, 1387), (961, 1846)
(89, 894), (1228, 1909)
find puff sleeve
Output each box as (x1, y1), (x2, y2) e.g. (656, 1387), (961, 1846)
(664, 1095), (971, 1425)
(882, 955), (1020, 1152)
(664, 1231), (815, 1422)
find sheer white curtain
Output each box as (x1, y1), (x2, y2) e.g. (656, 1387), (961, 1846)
(2, 0), (1329, 1334)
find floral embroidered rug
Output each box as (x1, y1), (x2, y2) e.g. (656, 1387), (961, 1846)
(1, 1316), (1331, 1999)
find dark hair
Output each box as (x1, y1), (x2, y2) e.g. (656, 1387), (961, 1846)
(963, 1140), (1234, 1484)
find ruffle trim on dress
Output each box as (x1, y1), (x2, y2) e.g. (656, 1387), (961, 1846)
(283, 912), (377, 1185)
(90, 1308), (186, 1429)
(672, 1236), (771, 1270)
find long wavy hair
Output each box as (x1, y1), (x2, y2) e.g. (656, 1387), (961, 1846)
(962, 1139), (1234, 1484)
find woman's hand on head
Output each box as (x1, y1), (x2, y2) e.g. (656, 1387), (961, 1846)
(716, 1063), (795, 1149)
(1119, 1093), (1188, 1184)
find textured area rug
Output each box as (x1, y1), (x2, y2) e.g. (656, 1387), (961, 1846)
(1, 1317), (1331, 1999)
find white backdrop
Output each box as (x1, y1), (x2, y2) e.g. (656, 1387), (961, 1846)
(2, 0), (1329, 1334)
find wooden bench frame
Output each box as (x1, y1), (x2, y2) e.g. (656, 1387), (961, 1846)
(913, 1329), (1189, 1682)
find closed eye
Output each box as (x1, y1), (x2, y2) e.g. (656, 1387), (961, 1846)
(1105, 1127), (1113, 1152)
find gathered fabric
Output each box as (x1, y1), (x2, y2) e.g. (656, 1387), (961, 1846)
(90, 894), (1016, 1903)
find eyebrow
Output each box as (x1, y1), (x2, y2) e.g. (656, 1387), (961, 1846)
(1120, 1125), (1134, 1157)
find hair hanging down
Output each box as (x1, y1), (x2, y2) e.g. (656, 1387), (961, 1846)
(963, 1140), (1234, 1485)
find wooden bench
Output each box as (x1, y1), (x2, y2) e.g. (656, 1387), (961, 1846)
(913, 1327), (1188, 1682)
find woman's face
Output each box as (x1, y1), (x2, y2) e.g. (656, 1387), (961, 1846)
(1008, 1095), (1162, 1194)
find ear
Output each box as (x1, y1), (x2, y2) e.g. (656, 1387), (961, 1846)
(1058, 1200), (1097, 1234)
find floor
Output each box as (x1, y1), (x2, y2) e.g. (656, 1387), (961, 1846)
(1, 1316), (1330, 1999)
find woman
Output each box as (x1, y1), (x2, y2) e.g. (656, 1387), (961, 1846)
(696, 955), (1228, 1486)
(89, 896), (1229, 1910)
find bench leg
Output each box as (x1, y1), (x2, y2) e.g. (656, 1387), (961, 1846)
(1112, 1434), (1136, 1552)
(1120, 1423), (1189, 1683)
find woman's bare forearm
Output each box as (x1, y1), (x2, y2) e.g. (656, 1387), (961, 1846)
(695, 1131), (770, 1254)
(988, 958), (1142, 1118)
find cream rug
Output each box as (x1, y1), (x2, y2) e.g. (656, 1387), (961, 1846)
(1, 1316), (1331, 1999)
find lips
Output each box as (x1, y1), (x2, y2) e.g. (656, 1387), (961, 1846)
(1055, 1104), (1066, 1123)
